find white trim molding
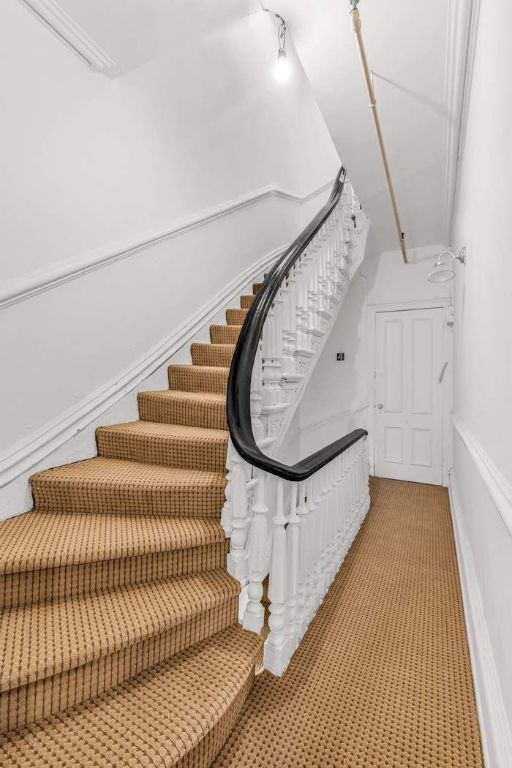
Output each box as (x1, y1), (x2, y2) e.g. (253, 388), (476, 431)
(18, 0), (116, 72)
(452, 415), (512, 537)
(379, 243), (448, 264)
(366, 298), (453, 481)
(443, 0), (482, 245)
(300, 403), (369, 435)
(0, 244), (284, 503)
(449, 471), (512, 768)
(0, 179), (332, 311)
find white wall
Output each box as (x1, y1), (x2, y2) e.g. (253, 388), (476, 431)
(290, 242), (453, 467)
(0, 4), (340, 515)
(295, 271), (369, 459)
(449, 0), (512, 761)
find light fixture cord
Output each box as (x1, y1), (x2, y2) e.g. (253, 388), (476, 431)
(259, 4), (288, 55)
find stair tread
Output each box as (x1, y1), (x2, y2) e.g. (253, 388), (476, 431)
(97, 420), (228, 470)
(0, 625), (261, 767)
(168, 365), (229, 394)
(98, 420), (228, 445)
(0, 510), (225, 576)
(140, 390), (226, 405)
(138, 390), (227, 432)
(169, 364), (229, 375)
(0, 569), (238, 692)
(30, 458), (227, 517)
(226, 309), (248, 325)
(31, 457), (226, 491)
(209, 324), (242, 344)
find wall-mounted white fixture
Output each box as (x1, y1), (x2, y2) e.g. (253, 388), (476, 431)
(261, 5), (291, 83)
(428, 247), (467, 283)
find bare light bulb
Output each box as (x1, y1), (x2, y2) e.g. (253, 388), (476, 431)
(274, 49), (291, 82)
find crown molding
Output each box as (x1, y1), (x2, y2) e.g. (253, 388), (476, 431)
(0, 178), (332, 311)
(18, 0), (116, 72)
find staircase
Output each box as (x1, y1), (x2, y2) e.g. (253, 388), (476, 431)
(0, 286), (263, 766)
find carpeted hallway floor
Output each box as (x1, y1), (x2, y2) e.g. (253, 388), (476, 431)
(213, 477), (484, 768)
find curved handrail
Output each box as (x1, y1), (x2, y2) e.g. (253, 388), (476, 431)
(227, 165), (367, 482)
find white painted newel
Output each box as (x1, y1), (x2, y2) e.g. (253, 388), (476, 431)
(223, 177), (370, 676)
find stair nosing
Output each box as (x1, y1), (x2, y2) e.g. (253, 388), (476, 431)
(0, 568), (239, 692)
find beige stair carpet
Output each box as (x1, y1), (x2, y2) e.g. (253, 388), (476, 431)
(213, 478), (484, 768)
(0, 284), (263, 763)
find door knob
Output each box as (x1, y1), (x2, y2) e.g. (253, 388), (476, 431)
(377, 403), (384, 410)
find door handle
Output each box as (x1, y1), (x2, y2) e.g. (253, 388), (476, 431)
(438, 361), (448, 383)
(377, 403), (384, 410)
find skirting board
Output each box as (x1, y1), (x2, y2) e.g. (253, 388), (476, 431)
(449, 471), (512, 768)
(0, 244), (284, 517)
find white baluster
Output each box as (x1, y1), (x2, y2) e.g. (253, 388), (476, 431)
(250, 342), (265, 442)
(264, 478), (288, 676)
(296, 482), (310, 639)
(285, 482), (300, 658)
(226, 453), (250, 582)
(220, 440), (234, 537)
(243, 472), (268, 634)
(261, 302), (283, 411)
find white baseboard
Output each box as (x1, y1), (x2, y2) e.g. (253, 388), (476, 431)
(449, 471), (512, 768)
(0, 244), (284, 517)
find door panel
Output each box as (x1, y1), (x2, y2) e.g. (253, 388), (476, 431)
(374, 308), (444, 484)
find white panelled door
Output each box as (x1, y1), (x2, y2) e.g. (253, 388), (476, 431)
(374, 307), (444, 484)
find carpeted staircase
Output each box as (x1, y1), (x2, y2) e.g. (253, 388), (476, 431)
(0, 286), (263, 766)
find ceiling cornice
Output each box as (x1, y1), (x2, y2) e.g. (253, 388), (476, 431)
(18, 0), (116, 73)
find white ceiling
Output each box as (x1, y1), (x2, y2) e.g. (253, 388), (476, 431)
(41, 0), (465, 258)
(272, 0), (459, 257)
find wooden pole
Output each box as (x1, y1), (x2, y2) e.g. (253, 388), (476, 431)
(351, 4), (408, 263)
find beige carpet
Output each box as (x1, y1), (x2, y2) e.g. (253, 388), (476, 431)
(0, 285), (263, 762)
(213, 478), (484, 768)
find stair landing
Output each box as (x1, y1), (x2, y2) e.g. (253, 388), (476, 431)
(213, 478), (484, 768)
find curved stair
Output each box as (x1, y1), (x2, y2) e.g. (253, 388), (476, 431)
(0, 285), (263, 765)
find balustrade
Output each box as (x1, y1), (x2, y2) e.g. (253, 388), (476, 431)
(223, 167), (371, 676)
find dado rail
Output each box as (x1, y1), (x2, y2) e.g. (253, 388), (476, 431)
(222, 167), (370, 675)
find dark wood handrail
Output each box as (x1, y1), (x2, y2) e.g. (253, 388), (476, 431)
(226, 165), (367, 482)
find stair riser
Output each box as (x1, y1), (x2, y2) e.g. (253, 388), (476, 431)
(139, 394), (227, 431)
(252, 283), (262, 294)
(226, 309), (248, 326)
(168, 366), (228, 394)
(0, 542), (229, 610)
(0, 597), (238, 732)
(240, 295), (254, 309)
(209, 325), (241, 344)
(31, 480), (226, 518)
(97, 429), (228, 473)
(191, 344), (234, 368)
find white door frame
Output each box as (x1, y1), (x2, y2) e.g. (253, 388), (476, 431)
(367, 298), (454, 486)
